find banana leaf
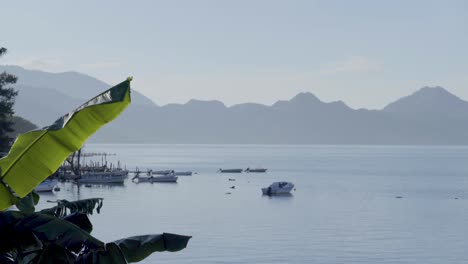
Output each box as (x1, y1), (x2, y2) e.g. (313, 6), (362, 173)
(75, 243), (128, 264)
(0, 78), (132, 210)
(41, 198), (104, 217)
(63, 213), (94, 234)
(0, 211), (104, 259)
(15, 191), (40, 214)
(1, 211), (191, 263)
(114, 233), (192, 263)
(36, 243), (76, 264)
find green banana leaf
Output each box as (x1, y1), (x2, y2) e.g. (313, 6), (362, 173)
(41, 198), (104, 217)
(15, 191), (40, 214)
(0, 211), (191, 263)
(114, 233), (192, 263)
(0, 78), (132, 210)
(0, 210), (104, 262)
(62, 213), (94, 233)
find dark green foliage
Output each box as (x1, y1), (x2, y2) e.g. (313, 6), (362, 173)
(75, 242), (128, 264)
(40, 198), (104, 217)
(114, 233), (192, 263)
(36, 243), (76, 264)
(15, 191), (40, 214)
(0, 47), (19, 152)
(2, 195), (191, 263)
(0, 210), (104, 263)
(63, 213), (93, 233)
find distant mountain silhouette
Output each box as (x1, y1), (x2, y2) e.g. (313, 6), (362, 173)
(10, 116), (37, 137)
(1, 65), (156, 107)
(383, 86), (468, 119)
(3, 65), (468, 144)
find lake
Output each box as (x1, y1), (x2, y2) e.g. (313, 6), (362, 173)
(36, 144), (468, 263)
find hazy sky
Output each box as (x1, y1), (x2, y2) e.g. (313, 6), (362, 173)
(1, 0), (467, 109)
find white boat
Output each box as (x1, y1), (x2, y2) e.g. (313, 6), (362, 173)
(174, 171), (192, 176)
(261, 182), (295, 195)
(77, 170), (127, 184)
(35, 179), (59, 192)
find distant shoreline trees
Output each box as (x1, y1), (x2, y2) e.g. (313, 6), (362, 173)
(0, 47), (18, 153)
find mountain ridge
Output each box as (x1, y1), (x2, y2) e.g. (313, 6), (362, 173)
(3, 65), (468, 144)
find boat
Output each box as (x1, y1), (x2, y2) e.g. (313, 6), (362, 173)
(174, 171), (192, 176)
(77, 170), (127, 184)
(150, 174), (178, 182)
(133, 173), (178, 183)
(132, 170), (178, 183)
(218, 168), (243, 173)
(261, 182), (295, 195)
(152, 170), (174, 175)
(35, 179), (59, 192)
(245, 167), (267, 173)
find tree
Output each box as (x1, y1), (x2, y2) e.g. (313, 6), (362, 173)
(0, 47), (19, 152)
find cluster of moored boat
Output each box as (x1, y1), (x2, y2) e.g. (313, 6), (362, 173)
(36, 165), (295, 196)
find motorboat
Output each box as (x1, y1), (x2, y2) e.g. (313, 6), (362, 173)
(153, 170), (192, 176)
(134, 174), (178, 183)
(245, 167), (267, 173)
(132, 171), (178, 183)
(174, 171), (193, 176)
(150, 174), (178, 182)
(218, 168), (243, 173)
(35, 179), (59, 192)
(262, 182), (295, 195)
(77, 170), (127, 184)
(152, 170), (174, 175)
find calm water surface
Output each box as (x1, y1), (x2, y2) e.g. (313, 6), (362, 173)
(37, 145), (468, 263)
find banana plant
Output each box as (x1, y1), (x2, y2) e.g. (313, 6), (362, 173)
(0, 79), (191, 263)
(0, 78), (132, 210)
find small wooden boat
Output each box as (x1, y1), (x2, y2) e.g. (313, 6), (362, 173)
(245, 168), (267, 173)
(132, 171), (178, 183)
(174, 171), (193, 176)
(135, 175), (178, 183)
(152, 170), (174, 175)
(218, 168), (243, 173)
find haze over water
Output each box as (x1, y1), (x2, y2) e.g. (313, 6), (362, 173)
(37, 144), (468, 263)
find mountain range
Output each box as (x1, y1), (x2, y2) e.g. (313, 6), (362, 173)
(2, 65), (468, 144)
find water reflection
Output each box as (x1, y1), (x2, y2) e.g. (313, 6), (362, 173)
(75, 182), (125, 189)
(262, 193), (294, 199)
(36, 191), (58, 200)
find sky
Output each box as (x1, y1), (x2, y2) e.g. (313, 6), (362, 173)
(1, 0), (467, 109)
